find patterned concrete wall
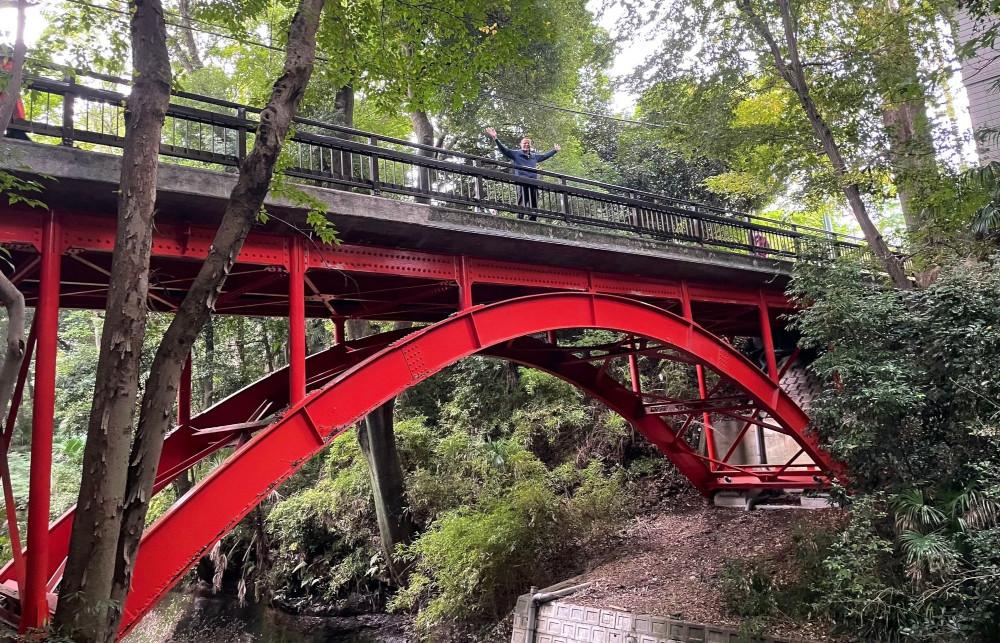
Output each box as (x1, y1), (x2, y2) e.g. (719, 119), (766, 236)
(511, 597), (798, 643)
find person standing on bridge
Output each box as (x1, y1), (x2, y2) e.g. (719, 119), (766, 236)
(486, 127), (560, 220)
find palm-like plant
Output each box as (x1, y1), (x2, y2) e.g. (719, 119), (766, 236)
(961, 161), (1000, 234)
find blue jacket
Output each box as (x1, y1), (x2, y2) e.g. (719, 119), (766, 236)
(494, 139), (558, 179)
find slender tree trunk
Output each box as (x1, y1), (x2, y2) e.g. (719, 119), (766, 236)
(0, 0), (29, 424)
(261, 319), (275, 373)
(236, 316), (247, 380)
(202, 317), (215, 408)
(882, 100), (937, 231)
(109, 0), (326, 628)
(334, 84), (354, 127)
(738, 0), (912, 290)
(0, 275), (25, 428)
(349, 321), (415, 584)
(409, 109), (435, 202)
(0, 0), (26, 136)
(356, 400), (415, 584)
(55, 2), (172, 639)
(177, 0), (204, 72)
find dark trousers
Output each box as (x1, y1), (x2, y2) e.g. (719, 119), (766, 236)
(515, 183), (538, 221)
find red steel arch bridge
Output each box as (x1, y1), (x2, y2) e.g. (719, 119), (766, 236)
(0, 65), (868, 638)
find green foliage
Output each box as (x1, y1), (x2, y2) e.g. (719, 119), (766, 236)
(393, 453), (626, 633)
(786, 254), (1000, 641)
(718, 560), (775, 636)
(789, 254), (1000, 492)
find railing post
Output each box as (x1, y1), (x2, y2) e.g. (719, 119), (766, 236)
(472, 159), (485, 204)
(628, 191), (640, 229)
(559, 177), (570, 220)
(368, 137), (380, 194)
(22, 211), (61, 631)
(236, 107), (247, 163)
(61, 72), (74, 147)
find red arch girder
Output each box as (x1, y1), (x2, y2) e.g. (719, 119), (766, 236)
(116, 292), (831, 638)
(0, 328), (416, 590)
(480, 338), (830, 488)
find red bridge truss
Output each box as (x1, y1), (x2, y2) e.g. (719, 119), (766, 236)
(0, 206), (838, 636)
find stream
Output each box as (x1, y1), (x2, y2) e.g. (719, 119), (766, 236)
(125, 590), (414, 643)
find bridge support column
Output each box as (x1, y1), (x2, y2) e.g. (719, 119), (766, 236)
(681, 282), (717, 467)
(22, 212), (61, 631)
(756, 291), (778, 465)
(457, 256), (472, 310)
(628, 342), (641, 394)
(289, 239), (306, 404)
(333, 318), (346, 346)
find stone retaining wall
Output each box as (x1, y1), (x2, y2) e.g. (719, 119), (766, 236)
(511, 596), (799, 643)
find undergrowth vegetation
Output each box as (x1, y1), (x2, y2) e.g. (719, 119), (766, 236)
(199, 336), (681, 638)
(716, 254), (1000, 642)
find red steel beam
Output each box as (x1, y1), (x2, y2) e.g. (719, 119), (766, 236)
(681, 281), (717, 466)
(758, 290), (779, 382)
(288, 239), (306, 404)
(116, 292), (825, 638)
(22, 212), (61, 631)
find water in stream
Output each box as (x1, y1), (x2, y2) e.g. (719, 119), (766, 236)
(125, 591), (414, 643)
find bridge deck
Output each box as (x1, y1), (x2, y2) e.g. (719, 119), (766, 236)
(2, 140), (794, 334)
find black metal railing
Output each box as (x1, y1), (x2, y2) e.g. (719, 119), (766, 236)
(5, 64), (887, 262)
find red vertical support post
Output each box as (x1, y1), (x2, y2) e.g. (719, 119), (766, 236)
(288, 238), (306, 405)
(680, 282), (717, 466)
(178, 354), (192, 425)
(333, 318), (346, 346)
(758, 291), (779, 383)
(628, 342), (641, 394)
(546, 330), (557, 345)
(457, 256), (472, 311)
(756, 290), (778, 465)
(22, 212), (61, 631)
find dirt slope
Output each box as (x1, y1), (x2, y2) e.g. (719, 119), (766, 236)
(568, 490), (844, 641)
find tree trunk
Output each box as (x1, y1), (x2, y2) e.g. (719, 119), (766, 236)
(334, 84), (354, 127)
(0, 0), (26, 136)
(409, 109), (435, 203)
(0, 0), (29, 424)
(176, 0), (204, 72)
(261, 319), (275, 373)
(738, 0), (912, 290)
(0, 274), (25, 429)
(202, 316), (215, 408)
(108, 0), (326, 628)
(349, 320), (415, 585)
(875, 6), (938, 235)
(882, 98), (937, 232)
(356, 400), (415, 584)
(55, 1), (172, 639)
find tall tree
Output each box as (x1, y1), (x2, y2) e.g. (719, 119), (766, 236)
(110, 0), (326, 626)
(0, 0), (28, 424)
(735, 0), (911, 288)
(348, 320), (416, 585)
(56, 0), (327, 639)
(56, 0), (173, 638)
